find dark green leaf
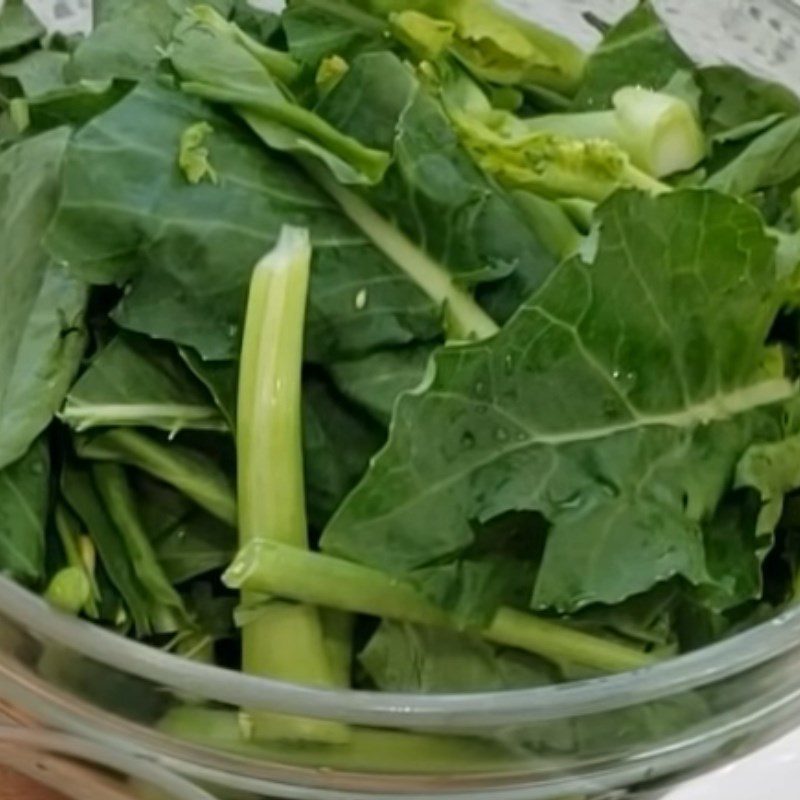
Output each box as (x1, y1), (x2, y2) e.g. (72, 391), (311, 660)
(0, 50), (69, 97)
(303, 373), (385, 529)
(0, 128), (88, 470)
(61, 459), (155, 635)
(698, 492), (762, 612)
(0, 438), (49, 583)
(323, 190), (793, 614)
(184, 581), (236, 641)
(572, 583), (680, 649)
(736, 434), (800, 561)
(231, 0), (281, 42)
(0, 0), (44, 57)
(572, 2), (692, 110)
(154, 511), (236, 585)
(173, 356), (384, 527)
(698, 65), (800, 138)
(329, 344), (435, 424)
(44, 82), (441, 361)
(66, 0), (197, 81)
(705, 116), (800, 197)
(13, 79), (129, 135)
(92, 462), (190, 631)
(61, 334), (227, 434)
(169, 6), (391, 187)
(282, 0), (388, 65)
(179, 350), (238, 430)
(317, 50), (558, 294)
(133, 474), (196, 542)
(360, 621), (556, 692)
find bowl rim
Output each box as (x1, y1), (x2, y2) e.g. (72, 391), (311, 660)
(4, 575), (800, 729)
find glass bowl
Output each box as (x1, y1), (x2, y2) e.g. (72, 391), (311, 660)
(3, 1), (800, 799)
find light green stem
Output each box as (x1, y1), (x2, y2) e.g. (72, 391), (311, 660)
(92, 462), (188, 631)
(225, 541), (656, 674)
(237, 227), (346, 743)
(76, 428), (237, 526)
(304, 161), (501, 342)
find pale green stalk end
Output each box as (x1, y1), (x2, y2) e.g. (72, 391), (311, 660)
(611, 87), (706, 178)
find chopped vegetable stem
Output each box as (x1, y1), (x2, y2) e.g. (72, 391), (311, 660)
(236, 227), (347, 743)
(225, 541), (656, 674)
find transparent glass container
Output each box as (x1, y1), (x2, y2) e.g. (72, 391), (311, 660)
(2, 1), (800, 799)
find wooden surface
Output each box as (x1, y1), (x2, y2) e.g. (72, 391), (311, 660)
(0, 768), (65, 800)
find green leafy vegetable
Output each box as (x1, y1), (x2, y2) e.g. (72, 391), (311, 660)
(283, 0), (388, 66)
(2, 0), (800, 728)
(302, 373), (385, 527)
(6, 79), (127, 136)
(154, 511), (235, 586)
(61, 335), (227, 434)
(44, 82), (441, 361)
(175, 355), (385, 527)
(323, 190), (795, 615)
(0, 439), (49, 583)
(0, 128), (87, 470)
(0, 0), (44, 57)
(170, 5), (390, 186)
(314, 50), (558, 324)
(521, 87), (706, 179)
(348, 0), (586, 95)
(361, 620), (557, 691)
(698, 65), (800, 139)
(92, 462), (190, 630)
(61, 460), (162, 636)
(54, 502), (101, 617)
(65, 0), (213, 82)
(0, 49), (69, 97)
(706, 116), (800, 197)
(573, 2), (692, 110)
(329, 345), (434, 424)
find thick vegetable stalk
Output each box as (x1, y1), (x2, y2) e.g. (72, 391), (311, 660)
(442, 74), (675, 201)
(224, 541), (656, 674)
(237, 226), (347, 744)
(521, 88), (707, 179)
